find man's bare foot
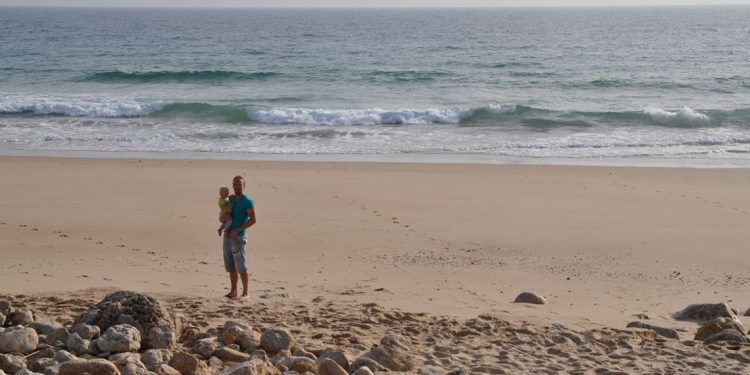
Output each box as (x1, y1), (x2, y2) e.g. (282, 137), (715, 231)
(241, 292), (249, 298)
(224, 292), (236, 298)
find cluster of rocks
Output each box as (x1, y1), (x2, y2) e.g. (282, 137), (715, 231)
(0, 291), (420, 375)
(622, 302), (750, 344)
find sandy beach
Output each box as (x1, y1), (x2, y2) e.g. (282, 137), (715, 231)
(2, 156), (750, 373)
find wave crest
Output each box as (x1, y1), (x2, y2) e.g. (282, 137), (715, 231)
(0, 95), (161, 117)
(81, 70), (280, 83)
(248, 107), (473, 125)
(645, 107), (710, 126)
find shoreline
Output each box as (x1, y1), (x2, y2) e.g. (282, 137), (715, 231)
(2, 149), (750, 168)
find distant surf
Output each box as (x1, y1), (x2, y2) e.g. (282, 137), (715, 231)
(80, 70), (280, 83)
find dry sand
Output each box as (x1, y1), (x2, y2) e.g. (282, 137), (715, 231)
(2, 156), (750, 372)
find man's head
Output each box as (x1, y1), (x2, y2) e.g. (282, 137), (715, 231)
(232, 175), (245, 195)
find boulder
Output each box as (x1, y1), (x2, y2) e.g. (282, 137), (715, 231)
(44, 328), (70, 347)
(317, 348), (348, 371)
(167, 352), (209, 375)
(360, 335), (413, 372)
(625, 322), (680, 339)
(317, 358), (347, 375)
(696, 318), (747, 341)
(58, 359), (120, 375)
(7, 309), (34, 327)
(0, 353), (26, 373)
(236, 331), (260, 352)
(513, 292), (547, 305)
(219, 359), (280, 375)
(74, 291), (179, 350)
(704, 329), (748, 345)
(28, 322), (62, 337)
(95, 325), (141, 353)
(674, 303), (737, 322)
(259, 329), (292, 355)
(211, 347), (251, 363)
(0, 326), (38, 354)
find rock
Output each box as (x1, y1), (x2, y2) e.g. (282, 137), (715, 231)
(259, 329), (292, 355)
(212, 347), (251, 363)
(13, 370), (37, 375)
(318, 348), (348, 371)
(27, 348), (55, 362)
(28, 357), (57, 373)
(703, 329), (748, 345)
(121, 362), (154, 375)
(0, 326), (39, 354)
(58, 359), (120, 375)
(8, 309), (34, 327)
(292, 348), (315, 360)
(28, 322), (62, 337)
(350, 365), (376, 375)
(152, 364), (182, 375)
(223, 321), (253, 333)
(191, 339), (217, 360)
(167, 352), (209, 375)
(349, 357), (387, 373)
(236, 331), (260, 352)
(72, 324), (101, 341)
(276, 356), (316, 374)
(140, 349), (173, 371)
(95, 325), (141, 353)
(513, 292), (547, 305)
(53, 351), (77, 364)
(178, 328), (199, 345)
(66, 333), (93, 356)
(317, 358), (347, 375)
(44, 328), (70, 347)
(219, 359), (279, 375)
(74, 291), (179, 350)
(221, 327), (244, 346)
(674, 303), (737, 322)
(626, 322), (680, 339)
(695, 318), (747, 341)
(108, 352), (145, 373)
(360, 335), (413, 372)
(259, 291), (289, 299)
(0, 353), (26, 373)
(0, 301), (11, 327)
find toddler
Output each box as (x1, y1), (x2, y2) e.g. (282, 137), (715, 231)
(217, 186), (233, 236)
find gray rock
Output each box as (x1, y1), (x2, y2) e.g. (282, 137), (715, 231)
(108, 352), (144, 369)
(167, 352), (209, 375)
(27, 358), (57, 373)
(223, 321), (253, 333)
(674, 303), (737, 322)
(212, 347), (252, 363)
(219, 359), (279, 375)
(276, 356), (317, 374)
(95, 324), (141, 353)
(292, 348), (315, 360)
(65, 333), (92, 356)
(351, 367), (375, 375)
(0, 326), (39, 354)
(236, 331), (260, 352)
(7, 309), (34, 327)
(140, 349), (173, 371)
(259, 329), (292, 355)
(318, 348), (349, 371)
(191, 338), (217, 360)
(74, 291), (179, 350)
(695, 318), (746, 341)
(626, 322), (680, 339)
(58, 359), (119, 375)
(513, 292), (547, 305)
(151, 364), (182, 375)
(71, 324), (101, 341)
(43, 329), (70, 347)
(121, 362), (155, 375)
(317, 358), (347, 375)
(704, 329), (748, 345)
(0, 301), (11, 327)
(28, 323), (62, 337)
(52, 351), (77, 364)
(27, 348), (55, 363)
(349, 357), (386, 374)
(13, 369), (37, 375)
(360, 335), (413, 372)
(0, 353), (26, 373)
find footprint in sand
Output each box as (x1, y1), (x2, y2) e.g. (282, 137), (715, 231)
(59, 234), (68, 238)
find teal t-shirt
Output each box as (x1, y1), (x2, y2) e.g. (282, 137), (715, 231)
(228, 194), (255, 236)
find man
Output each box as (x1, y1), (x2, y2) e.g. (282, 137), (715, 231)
(223, 175), (256, 298)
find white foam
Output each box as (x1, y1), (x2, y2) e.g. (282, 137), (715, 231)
(645, 106), (710, 126)
(0, 94), (161, 117)
(247, 107), (473, 125)
(487, 104), (517, 114)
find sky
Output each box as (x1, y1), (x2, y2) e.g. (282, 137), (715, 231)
(1, 0), (749, 7)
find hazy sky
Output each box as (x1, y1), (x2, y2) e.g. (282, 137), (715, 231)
(2, 0), (750, 7)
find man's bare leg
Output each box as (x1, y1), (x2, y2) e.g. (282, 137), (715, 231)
(240, 272), (249, 297)
(227, 271), (238, 298)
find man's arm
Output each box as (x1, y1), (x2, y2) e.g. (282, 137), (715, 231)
(229, 208), (256, 237)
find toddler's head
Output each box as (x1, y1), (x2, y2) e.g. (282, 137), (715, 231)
(219, 186), (230, 199)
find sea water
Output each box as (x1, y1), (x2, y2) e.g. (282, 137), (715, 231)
(1, 6), (749, 162)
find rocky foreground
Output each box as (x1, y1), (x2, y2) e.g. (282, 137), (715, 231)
(2, 290), (750, 374)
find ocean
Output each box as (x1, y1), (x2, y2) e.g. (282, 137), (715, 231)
(1, 6), (750, 163)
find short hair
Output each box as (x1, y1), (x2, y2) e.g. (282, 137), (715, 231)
(233, 175), (245, 185)
(219, 186), (229, 193)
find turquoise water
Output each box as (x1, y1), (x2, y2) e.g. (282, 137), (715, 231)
(1, 6), (750, 158)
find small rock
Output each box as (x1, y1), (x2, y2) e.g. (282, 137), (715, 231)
(8, 309), (35, 326)
(674, 303), (737, 322)
(192, 338), (218, 360)
(276, 356), (317, 373)
(236, 330), (260, 352)
(292, 348), (315, 360)
(360, 335), (413, 371)
(95, 324), (141, 353)
(53, 350), (78, 364)
(28, 322), (62, 337)
(140, 349), (173, 371)
(626, 322), (680, 339)
(152, 363), (182, 375)
(212, 347), (252, 363)
(223, 321), (252, 333)
(695, 318), (746, 341)
(318, 348), (349, 371)
(71, 324), (101, 341)
(66, 333), (93, 356)
(219, 358), (279, 375)
(168, 352), (209, 375)
(0, 353), (26, 373)
(44, 328), (70, 347)
(317, 358), (347, 375)
(28, 357), (57, 373)
(349, 357), (387, 373)
(0, 326), (39, 354)
(58, 359), (120, 375)
(351, 365), (376, 375)
(0, 301), (11, 326)
(703, 329), (748, 345)
(259, 329), (293, 355)
(513, 292), (547, 305)
(122, 362), (154, 375)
